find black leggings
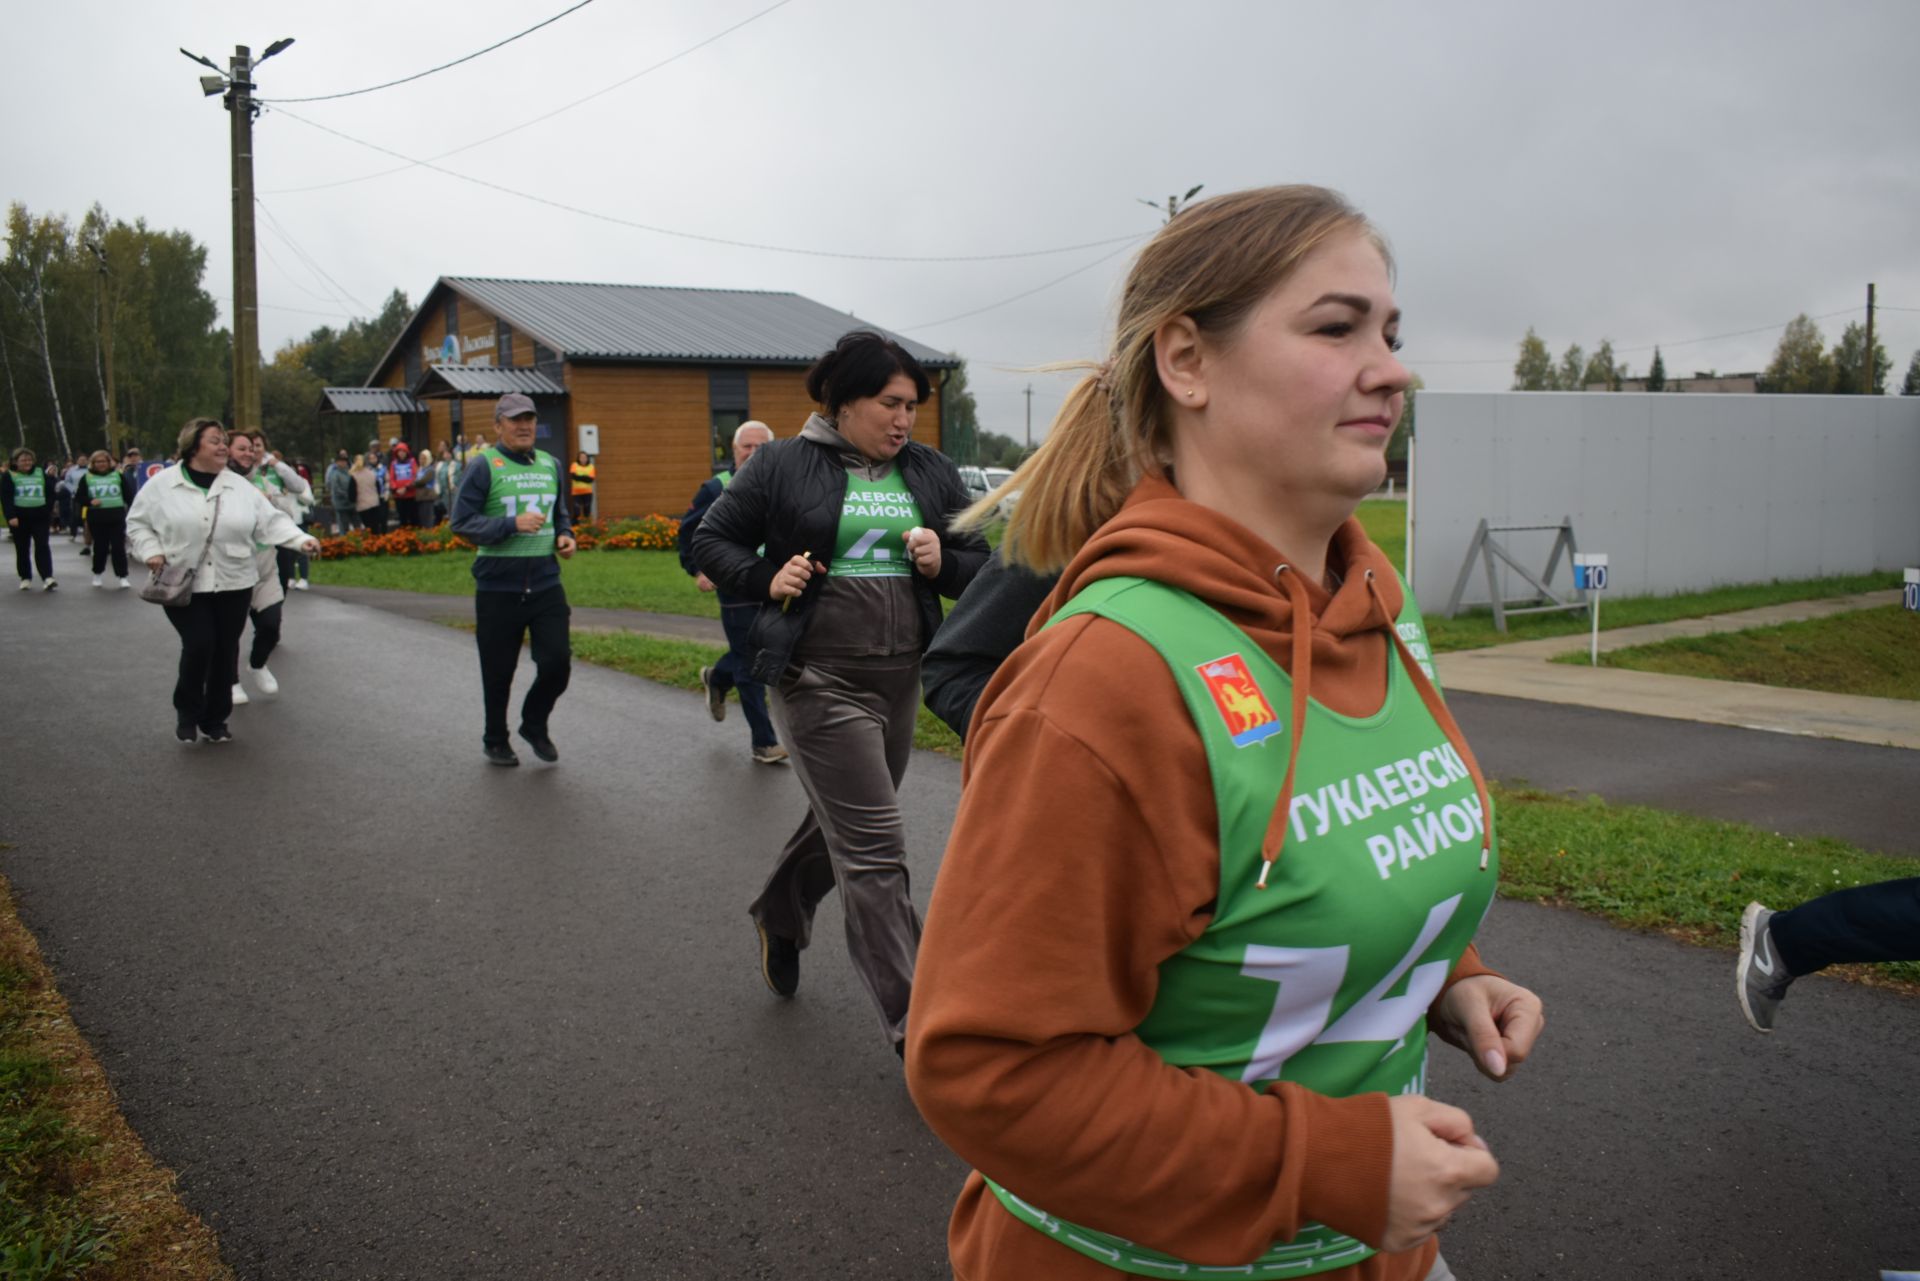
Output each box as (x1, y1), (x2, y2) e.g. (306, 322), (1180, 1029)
(162, 588), (251, 730)
(9, 508), (54, 581)
(88, 510), (128, 577)
(249, 601), (282, 670)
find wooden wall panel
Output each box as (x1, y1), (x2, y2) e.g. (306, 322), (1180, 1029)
(568, 365), (711, 519)
(747, 368), (819, 441)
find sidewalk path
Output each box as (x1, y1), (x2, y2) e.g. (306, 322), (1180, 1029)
(1436, 590), (1920, 750)
(1, 573), (1914, 1279)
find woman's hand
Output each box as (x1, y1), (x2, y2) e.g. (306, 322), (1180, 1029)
(769, 552), (825, 601)
(1430, 975), (1545, 1082)
(146, 555), (165, 571)
(298, 538), (320, 555)
(1382, 1095), (1499, 1252)
(555, 534), (577, 560)
(904, 527), (941, 578)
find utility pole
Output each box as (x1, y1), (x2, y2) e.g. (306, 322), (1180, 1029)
(1024, 384), (1033, 453)
(184, 38), (292, 437)
(1864, 282), (1876, 395)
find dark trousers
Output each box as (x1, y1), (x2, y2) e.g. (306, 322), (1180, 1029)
(248, 601), (282, 670)
(359, 504), (388, 535)
(1772, 877), (1920, 977)
(274, 546), (304, 591)
(88, 510), (128, 577)
(571, 494), (592, 525)
(163, 588), (251, 730)
(9, 509), (54, 580)
(475, 585), (571, 745)
(710, 598), (777, 749)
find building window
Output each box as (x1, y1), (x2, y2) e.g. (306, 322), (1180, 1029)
(404, 345), (421, 390)
(709, 370), (750, 469)
(444, 296), (459, 343)
(497, 320), (513, 367)
(450, 398), (464, 447)
(533, 341), (558, 369)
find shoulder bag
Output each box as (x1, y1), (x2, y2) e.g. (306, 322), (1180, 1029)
(140, 492), (221, 607)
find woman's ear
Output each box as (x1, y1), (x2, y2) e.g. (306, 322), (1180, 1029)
(1154, 315), (1208, 409)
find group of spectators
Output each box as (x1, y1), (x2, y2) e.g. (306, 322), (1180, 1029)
(321, 435), (485, 536)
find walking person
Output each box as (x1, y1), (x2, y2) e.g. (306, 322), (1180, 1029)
(692, 330), (989, 1056)
(676, 420), (785, 765)
(244, 435), (314, 591)
(3, 447), (57, 590)
(1737, 879), (1920, 1032)
(325, 450), (356, 534)
(75, 450), (132, 589)
(569, 450), (596, 526)
(225, 432), (296, 704)
(126, 418), (319, 744)
(904, 187), (1543, 1281)
(350, 453), (387, 535)
(450, 392), (576, 767)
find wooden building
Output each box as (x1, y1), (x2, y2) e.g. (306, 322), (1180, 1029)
(319, 277), (956, 519)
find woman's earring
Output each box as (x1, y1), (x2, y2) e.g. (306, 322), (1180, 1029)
(1184, 389), (1196, 398)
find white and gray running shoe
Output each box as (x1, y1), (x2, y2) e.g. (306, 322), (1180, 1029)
(1737, 901), (1793, 1033)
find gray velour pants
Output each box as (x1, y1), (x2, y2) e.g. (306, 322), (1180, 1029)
(750, 654), (923, 1047)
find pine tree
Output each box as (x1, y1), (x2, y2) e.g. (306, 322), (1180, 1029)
(1646, 347), (1666, 392)
(1902, 350), (1920, 396)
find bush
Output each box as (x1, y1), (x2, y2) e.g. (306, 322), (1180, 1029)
(316, 515), (679, 560)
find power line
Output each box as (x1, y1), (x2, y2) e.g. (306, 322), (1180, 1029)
(270, 106), (1149, 264)
(253, 199), (373, 314)
(257, 0), (598, 104)
(899, 239), (1145, 332)
(261, 0), (797, 195)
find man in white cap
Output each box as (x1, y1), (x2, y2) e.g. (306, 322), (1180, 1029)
(449, 392), (576, 766)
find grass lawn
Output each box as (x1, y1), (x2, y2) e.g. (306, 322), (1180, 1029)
(314, 549), (721, 619)
(1557, 605), (1920, 700)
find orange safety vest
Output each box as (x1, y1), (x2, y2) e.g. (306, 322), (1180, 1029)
(569, 462), (595, 496)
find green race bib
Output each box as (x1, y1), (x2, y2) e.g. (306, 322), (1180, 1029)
(10, 471), (46, 508)
(86, 472), (125, 509)
(827, 470), (921, 578)
(475, 447), (560, 559)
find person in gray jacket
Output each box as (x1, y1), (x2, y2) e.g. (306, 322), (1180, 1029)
(692, 330), (989, 1057)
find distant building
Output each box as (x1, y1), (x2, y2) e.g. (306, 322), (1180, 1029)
(319, 277), (955, 519)
(1610, 371), (1760, 394)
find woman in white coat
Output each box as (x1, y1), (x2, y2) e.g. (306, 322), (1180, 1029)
(126, 418), (320, 744)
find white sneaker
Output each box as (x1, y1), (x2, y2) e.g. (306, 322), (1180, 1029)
(92, 574), (104, 588)
(17, 580), (29, 591)
(231, 683), (250, 705)
(42, 579), (56, 591)
(116, 578), (129, 590)
(254, 666), (279, 695)
(293, 578), (310, 591)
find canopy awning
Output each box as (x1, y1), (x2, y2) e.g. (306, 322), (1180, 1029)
(318, 387), (427, 415)
(416, 363), (566, 398)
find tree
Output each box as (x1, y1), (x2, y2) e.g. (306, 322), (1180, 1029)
(1581, 339), (1623, 391)
(1902, 350), (1920, 396)
(939, 356), (981, 463)
(974, 429), (1028, 468)
(1646, 346), (1666, 392)
(1552, 343), (1585, 392)
(1512, 327), (1553, 390)
(1828, 321), (1891, 395)
(1759, 314), (1833, 394)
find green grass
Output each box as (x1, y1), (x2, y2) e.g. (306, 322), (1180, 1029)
(1492, 783), (1919, 987)
(568, 631), (965, 757)
(1423, 571), (1900, 654)
(314, 549), (721, 618)
(0, 962), (115, 1281)
(1553, 605), (1920, 700)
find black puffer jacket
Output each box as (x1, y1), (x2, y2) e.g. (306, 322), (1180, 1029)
(691, 431), (990, 683)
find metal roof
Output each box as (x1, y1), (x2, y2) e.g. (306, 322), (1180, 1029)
(319, 387), (426, 415)
(441, 277), (959, 369)
(417, 364), (566, 397)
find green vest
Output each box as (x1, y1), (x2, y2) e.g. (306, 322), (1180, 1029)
(84, 471), (125, 509)
(827, 470), (922, 578)
(986, 575), (1497, 1279)
(716, 470), (732, 489)
(253, 464), (285, 496)
(475, 446), (560, 559)
(10, 470), (46, 508)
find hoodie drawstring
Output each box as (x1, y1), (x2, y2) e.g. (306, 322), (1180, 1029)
(1364, 569), (1495, 871)
(1254, 565), (1313, 890)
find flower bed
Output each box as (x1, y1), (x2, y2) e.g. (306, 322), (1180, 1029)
(316, 515), (679, 559)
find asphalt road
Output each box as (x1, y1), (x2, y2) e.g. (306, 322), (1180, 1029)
(1, 561), (1915, 1279)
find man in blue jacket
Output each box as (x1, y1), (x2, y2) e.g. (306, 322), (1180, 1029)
(677, 420), (786, 764)
(450, 392), (575, 767)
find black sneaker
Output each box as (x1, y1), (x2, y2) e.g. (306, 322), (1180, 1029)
(700, 666), (727, 723)
(200, 724), (233, 743)
(518, 729), (558, 762)
(483, 741), (520, 767)
(175, 722), (197, 744)
(755, 920), (799, 997)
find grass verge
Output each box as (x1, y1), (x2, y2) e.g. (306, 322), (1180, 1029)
(314, 550), (721, 619)
(0, 870), (233, 1280)
(1493, 784), (1918, 989)
(1553, 605), (1920, 700)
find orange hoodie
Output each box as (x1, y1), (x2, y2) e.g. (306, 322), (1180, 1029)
(907, 475), (1496, 1281)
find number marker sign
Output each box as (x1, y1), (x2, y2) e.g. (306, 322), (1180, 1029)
(1574, 553), (1609, 666)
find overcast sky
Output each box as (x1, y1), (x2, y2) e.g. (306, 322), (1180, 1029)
(6, 0), (1917, 439)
